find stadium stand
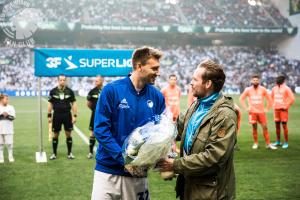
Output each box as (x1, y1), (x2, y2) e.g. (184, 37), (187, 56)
(0, 46), (299, 94)
(179, 0), (292, 27)
(27, 0), (292, 27)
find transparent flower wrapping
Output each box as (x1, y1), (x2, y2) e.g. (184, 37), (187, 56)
(122, 110), (176, 168)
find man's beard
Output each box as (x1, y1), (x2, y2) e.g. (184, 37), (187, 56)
(252, 83), (259, 88)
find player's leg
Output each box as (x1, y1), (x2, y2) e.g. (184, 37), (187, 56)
(88, 131), (96, 159)
(64, 112), (74, 159)
(122, 176), (149, 200)
(65, 131), (74, 159)
(50, 132), (59, 160)
(251, 123), (259, 149)
(91, 171), (121, 200)
(50, 113), (61, 160)
(5, 134), (14, 162)
(273, 109), (282, 146)
(249, 112), (259, 149)
(273, 122), (281, 146)
(0, 135), (4, 163)
(261, 124), (276, 149)
(281, 110), (289, 149)
(282, 122), (289, 148)
(88, 111), (96, 159)
(259, 114), (276, 150)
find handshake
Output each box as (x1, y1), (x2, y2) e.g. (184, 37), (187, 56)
(124, 158), (176, 180)
(125, 155), (177, 180)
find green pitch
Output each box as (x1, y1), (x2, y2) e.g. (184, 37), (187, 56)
(0, 95), (299, 200)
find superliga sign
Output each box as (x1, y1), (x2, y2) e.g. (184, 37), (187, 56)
(34, 48), (134, 77)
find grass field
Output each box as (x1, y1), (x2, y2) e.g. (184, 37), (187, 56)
(0, 95), (299, 200)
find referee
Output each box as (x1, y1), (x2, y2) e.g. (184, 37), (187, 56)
(48, 75), (77, 160)
(87, 76), (103, 159)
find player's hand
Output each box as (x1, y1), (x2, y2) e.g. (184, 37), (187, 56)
(48, 118), (52, 123)
(124, 165), (148, 177)
(72, 117), (76, 124)
(2, 112), (8, 117)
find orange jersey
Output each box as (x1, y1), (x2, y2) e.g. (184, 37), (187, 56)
(240, 86), (271, 113)
(271, 84), (295, 110)
(161, 85), (181, 120)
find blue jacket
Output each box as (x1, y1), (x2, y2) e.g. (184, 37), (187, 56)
(94, 77), (166, 176)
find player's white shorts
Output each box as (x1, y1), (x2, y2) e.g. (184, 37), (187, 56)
(91, 170), (149, 200)
(0, 134), (13, 145)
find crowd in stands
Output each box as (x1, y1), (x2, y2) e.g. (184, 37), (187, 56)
(1, 45), (299, 94)
(180, 0), (292, 28)
(2, 0), (291, 27)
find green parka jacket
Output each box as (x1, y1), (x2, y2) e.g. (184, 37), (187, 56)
(174, 95), (237, 200)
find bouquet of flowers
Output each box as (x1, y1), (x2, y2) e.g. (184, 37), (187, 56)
(122, 111), (176, 177)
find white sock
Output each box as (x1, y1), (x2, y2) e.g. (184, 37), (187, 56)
(7, 144), (13, 158)
(0, 144), (4, 160)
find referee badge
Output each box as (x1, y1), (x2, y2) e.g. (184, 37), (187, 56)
(59, 93), (64, 100)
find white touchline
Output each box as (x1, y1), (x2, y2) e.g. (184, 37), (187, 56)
(73, 126), (89, 145)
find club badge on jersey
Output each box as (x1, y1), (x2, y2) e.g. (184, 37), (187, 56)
(59, 93), (64, 100)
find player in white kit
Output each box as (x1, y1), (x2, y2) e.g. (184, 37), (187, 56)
(0, 94), (16, 163)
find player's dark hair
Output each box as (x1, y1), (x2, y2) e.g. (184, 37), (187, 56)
(251, 74), (260, 79)
(198, 59), (226, 92)
(169, 74), (177, 79)
(132, 46), (163, 70)
(276, 75), (286, 85)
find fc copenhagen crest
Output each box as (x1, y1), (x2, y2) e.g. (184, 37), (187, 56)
(147, 100), (154, 108)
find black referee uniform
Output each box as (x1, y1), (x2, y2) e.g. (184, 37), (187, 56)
(48, 86), (76, 158)
(87, 86), (101, 156)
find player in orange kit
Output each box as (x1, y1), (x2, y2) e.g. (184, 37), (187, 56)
(161, 74), (181, 122)
(161, 74), (181, 154)
(271, 75), (295, 149)
(239, 75), (277, 150)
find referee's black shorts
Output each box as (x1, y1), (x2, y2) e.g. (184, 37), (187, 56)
(89, 111), (95, 131)
(52, 112), (73, 133)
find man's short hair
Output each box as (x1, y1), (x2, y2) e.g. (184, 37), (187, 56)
(276, 75), (286, 85)
(198, 59), (226, 92)
(251, 74), (260, 79)
(169, 74), (177, 79)
(58, 75), (66, 80)
(132, 46), (163, 70)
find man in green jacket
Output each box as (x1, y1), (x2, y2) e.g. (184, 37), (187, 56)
(157, 59), (237, 200)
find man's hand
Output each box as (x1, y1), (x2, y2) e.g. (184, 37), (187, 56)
(2, 112), (8, 117)
(72, 116), (76, 124)
(124, 165), (148, 177)
(48, 117), (52, 123)
(156, 158), (175, 172)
